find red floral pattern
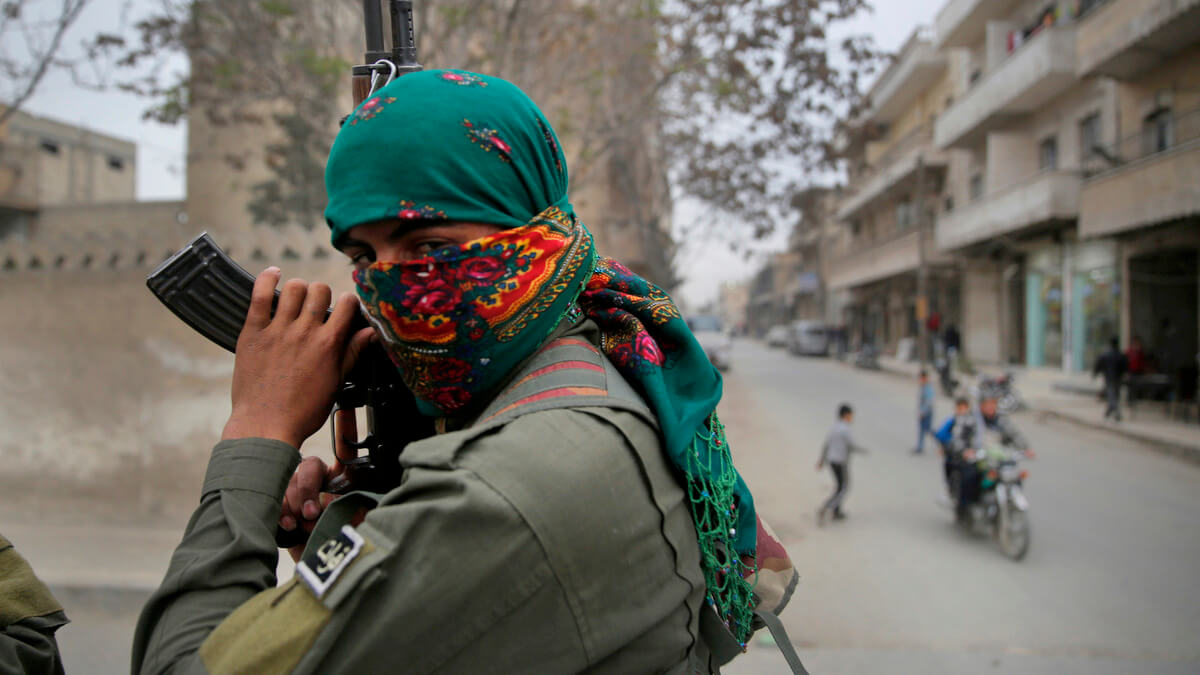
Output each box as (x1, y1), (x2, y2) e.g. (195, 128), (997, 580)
(350, 96), (396, 125)
(462, 119), (513, 162)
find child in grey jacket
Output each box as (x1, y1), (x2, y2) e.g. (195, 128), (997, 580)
(817, 403), (867, 524)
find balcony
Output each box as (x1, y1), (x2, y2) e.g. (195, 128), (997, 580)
(864, 28), (947, 124)
(934, 0), (1019, 48)
(1077, 0), (1200, 78)
(936, 171), (1082, 251)
(935, 27), (1078, 149)
(837, 124), (945, 222)
(1080, 107), (1200, 237)
(828, 230), (923, 290)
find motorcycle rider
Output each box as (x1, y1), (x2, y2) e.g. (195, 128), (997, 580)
(954, 396), (1034, 519)
(934, 397), (975, 498)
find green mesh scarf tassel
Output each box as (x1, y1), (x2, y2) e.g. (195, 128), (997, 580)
(686, 413), (757, 644)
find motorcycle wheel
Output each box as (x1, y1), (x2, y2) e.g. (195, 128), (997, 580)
(997, 503), (1031, 561)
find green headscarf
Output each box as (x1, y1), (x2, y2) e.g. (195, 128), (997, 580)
(326, 69), (759, 642)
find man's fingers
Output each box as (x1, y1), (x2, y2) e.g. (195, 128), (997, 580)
(300, 282), (333, 327)
(275, 278), (309, 322)
(341, 326), (377, 378)
(246, 267), (280, 330)
(327, 292), (360, 345)
(292, 456), (328, 521)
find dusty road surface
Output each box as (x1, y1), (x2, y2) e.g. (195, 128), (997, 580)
(12, 339), (1200, 674)
(721, 340), (1200, 675)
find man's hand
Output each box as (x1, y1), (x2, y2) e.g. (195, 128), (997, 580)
(815, 460), (824, 470)
(278, 407), (361, 561)
(221, 268), (374, 448)
(1023, 448), (1036, 459)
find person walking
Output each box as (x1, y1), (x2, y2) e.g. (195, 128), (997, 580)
(1093, 337), (1129, 421)
(817, 404), (866, 525)
(915, 370), (935, 454)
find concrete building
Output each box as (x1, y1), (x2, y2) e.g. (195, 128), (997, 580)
(832, 28), (962, 355)
(934, 0), (1121, 370)
(932, 0), (1199, 374)
(1075, 0), (1200, 383)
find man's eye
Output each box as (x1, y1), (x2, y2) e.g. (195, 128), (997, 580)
(348, 251), (374, 269)
(414, 240), (452, 256)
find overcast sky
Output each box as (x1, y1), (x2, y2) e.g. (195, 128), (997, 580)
(19, 0), (948, 308)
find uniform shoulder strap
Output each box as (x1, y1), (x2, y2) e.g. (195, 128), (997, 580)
(470, 336), (655, 430)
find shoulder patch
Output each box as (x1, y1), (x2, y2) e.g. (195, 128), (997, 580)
(297, 525), (364, 599)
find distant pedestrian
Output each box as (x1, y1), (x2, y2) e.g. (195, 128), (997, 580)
(817, 403), (867, 525)
(1093, 337), (1128, 422)
(915, 370), (935, 454)
(1125, 335), (1146, 375)
(943, 324), (961, 363)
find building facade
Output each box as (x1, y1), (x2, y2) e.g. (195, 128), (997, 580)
(830, 29), (963, 355)
(751, 0), (1198, 375)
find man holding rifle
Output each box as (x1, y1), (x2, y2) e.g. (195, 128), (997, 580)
(131, 5), (768, 673)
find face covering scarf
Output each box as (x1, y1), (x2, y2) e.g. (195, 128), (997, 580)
(327, 69), (759, 643)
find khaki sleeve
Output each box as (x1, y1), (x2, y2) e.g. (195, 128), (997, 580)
(131, 438), (300, 675)
(0, 535), (69, 675)
(188, 432), (588, 675)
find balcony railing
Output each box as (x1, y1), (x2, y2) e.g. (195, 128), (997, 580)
(1080, 105), (1200, 236)
(838, 123), (944, 221)
(1076, 0), (1200, 78)
(934, 0), (1019, 48)
(934, 26), (1078, 149)
(828, 229), (926, 290)
(935, 170), (1082, 251)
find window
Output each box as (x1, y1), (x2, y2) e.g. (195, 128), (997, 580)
(896, 200), (916, 229)
(1143, 108), (1174, 156)
(1079, 113), (1101, 163)
(969, 173), (984, 202)
(107, 156), (125, 171)
(39, 139), (60, 155)
(1039, 136), (1058, 170)
(944, 196), (955, 213)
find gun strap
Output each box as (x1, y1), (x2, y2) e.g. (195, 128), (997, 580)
(299, 491), (385, 562)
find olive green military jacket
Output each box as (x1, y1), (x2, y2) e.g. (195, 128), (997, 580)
(0, 534), (69, 675)
(132, 332), (706, 674)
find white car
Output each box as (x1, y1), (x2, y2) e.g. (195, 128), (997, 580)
(789, 320), (830, 356)
(765, 325), (791, 348)
(687, 315), (733, 371)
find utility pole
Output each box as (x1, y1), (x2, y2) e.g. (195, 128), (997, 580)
(914, 156), (930, 367)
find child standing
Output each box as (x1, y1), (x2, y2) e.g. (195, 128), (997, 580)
(915, 370), (935, 454)
(817, 403), (866, 525)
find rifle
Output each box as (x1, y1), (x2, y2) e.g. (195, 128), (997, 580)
(146, 1), (430, 548)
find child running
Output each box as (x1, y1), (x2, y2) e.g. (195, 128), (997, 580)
(817, 403), (867, 525)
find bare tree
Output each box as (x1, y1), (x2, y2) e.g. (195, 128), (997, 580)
(84, 0), (881, 263)
(0, 0), (92, 126)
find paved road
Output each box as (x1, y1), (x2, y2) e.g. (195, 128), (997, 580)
(36, 339), (1200, 674)
(721, 340), (1200, 674)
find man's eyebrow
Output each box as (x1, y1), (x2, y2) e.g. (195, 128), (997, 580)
(335, 236), (368, 252)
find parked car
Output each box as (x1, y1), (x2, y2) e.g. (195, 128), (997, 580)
(687, 314), (733, 371)
(765, 325), (791, 348)
(789, 320), (830, 356)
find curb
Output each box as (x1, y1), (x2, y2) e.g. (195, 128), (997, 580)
(1034, 408), (1200, 466)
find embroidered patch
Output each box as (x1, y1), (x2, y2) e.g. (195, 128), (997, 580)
(462, 119), (513, 161)
(395, 200), (447, 220)
(296, 525), (364, 598)
(350, 96), (397, 125)
(440, 71), (488, 87)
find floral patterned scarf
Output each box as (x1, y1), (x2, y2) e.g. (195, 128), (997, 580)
(327, 69), (759, 641)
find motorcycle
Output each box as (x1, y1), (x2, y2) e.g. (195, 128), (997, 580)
(956, 444), (1032, 561)
(975, 373), (1024, 413)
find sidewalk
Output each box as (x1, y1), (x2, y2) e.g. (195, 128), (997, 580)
(3, 519), (296, 597)
(867, 354), (1200, 464)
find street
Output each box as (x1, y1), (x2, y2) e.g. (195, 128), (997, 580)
(40, 339), (1200, 674)
(722, 340), (1200, 674)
